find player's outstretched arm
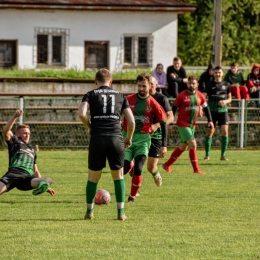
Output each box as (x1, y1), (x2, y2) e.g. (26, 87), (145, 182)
(3, 109), (23, 141)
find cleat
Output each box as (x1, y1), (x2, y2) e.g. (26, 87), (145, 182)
(162, 163), (172, 173)
(128, 161), (135, 177)
(204, 156), (210, 160)
(128, 195), (135, 203)
(118, 213), (127, 221)
(153, 173), (162, 187)
(220, 155), (229, 161)
(84, 212), (94, 220)
(32, 181), (50, 195)
(194, 169), (204, 174)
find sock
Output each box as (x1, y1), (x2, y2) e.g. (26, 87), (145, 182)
(130, 175), (143, 197)
(165, 147), (183, 166)
(152, 169), (159, 177)
(221, 136), (229, 156)
(86, 180), (97, 213)
(205, 136), (212, 156)
(189, 149), (199, 172)
(114, 179), (125, 214)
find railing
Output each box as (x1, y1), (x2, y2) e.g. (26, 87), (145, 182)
(0, 94), (260, 148)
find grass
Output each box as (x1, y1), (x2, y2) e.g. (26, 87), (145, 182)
(0, 150), (260, 260)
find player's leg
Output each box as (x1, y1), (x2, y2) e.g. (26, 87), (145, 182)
(30, 177), (53, 195)
(163, 126), (188, 172)
(0, 181), (8, 195)
(85, 137), (106, 220)
(128, 154), (147, 202)
(147, 138), (162, 187)
(107, 137), (127, 220)
(218, 112), (229, 160)
(204, 111), (216, 160)
(187, 136), (204, 174)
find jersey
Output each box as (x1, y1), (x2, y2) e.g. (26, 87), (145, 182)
(122, 94), (166, 134)
(205, 80), (231, 112)
(151, 92), (172, 140)
(173, 90), (207, 128)
(6, 135), (36, 176)
(82, 86), (129, 138)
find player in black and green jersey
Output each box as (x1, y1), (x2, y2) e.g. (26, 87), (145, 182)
(204, 66), (232, 161)
(147, 76), (173, 186)
(0, 110), (55, 196)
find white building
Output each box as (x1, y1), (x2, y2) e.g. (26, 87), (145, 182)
(0, 0), (195, 72)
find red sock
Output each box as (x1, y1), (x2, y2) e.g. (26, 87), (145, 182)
(131, 175), (143, 197)
(189, 149), (199, 171)
(165, 147), (183, 166)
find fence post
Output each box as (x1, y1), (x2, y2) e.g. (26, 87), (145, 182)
(239, 99), (245, 148)
(19, 97), (24, 124)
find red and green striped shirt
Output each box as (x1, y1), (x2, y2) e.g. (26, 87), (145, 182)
(174, 90), (207, 128)
(123, 94), (166, 133)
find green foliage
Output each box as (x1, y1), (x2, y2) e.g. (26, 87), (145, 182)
(0, 67), (152, 79)
(0, 150), (260, 259)
(179, 0), (260, 66)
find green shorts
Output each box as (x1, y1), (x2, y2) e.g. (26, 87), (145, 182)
(177, 126), (195, 143)
(123, 131), (151, 161)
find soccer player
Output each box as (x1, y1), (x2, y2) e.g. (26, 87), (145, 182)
(147, 76), (173, 186)
(122, 73), (167, 203)
(162, 75), (214, 174)
(204, 66), (232, 161)
(78, 68), (135, 221)
(0, 110), (55, 197)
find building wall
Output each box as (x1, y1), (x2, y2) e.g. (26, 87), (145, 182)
(0, 9), (177, 71)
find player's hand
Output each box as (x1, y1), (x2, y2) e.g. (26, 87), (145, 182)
(168, 124), (174, 135)
(14, 109), (23, 118)
(159, 147), (167, 158)
(207, 122), (214, 129)
(218, 100), (226, 106)
(124, 138), (132, 149)
(47, 188), (55, 196)
(150, 124), (159, 135)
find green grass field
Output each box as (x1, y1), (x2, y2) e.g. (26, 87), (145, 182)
(0, 150), (260, 260)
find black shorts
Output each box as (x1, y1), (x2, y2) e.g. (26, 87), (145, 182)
(0, 168), (34, 192)
(210, 111), (229, 127)
(148, 138), (162, 158)
(88, 136), (124, 171)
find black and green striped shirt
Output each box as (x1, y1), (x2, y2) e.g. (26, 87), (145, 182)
(7, 135), (36, 176)
(205, 80), (231, 112)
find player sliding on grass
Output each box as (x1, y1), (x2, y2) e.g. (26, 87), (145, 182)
(0, 110), (55, 197)
(163, 75), (214, 175)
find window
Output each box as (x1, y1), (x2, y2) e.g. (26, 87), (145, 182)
(123, 35), (153, 67)
(85, 41), (108, 69)
(34, 27), (69, 67)
(0, 40), (17, 68)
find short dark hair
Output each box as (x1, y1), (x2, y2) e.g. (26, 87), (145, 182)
(16, 124), (30, 133)
(136, 73), (152, 84)
(188, 75), (198, 82)
(95, 68), (112, 84)
(231, 62), (238, 67)
(156, 63), (163, 69)
(173, 57), (181, 62)
(214, 66), (222, 71)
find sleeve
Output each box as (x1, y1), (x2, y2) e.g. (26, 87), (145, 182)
(166, 66), (173, 84)
(162, 96), (172, 112)
(122, 96), (130, 110)
(226, 82), (231, 94)
(153, 99), (166, 123)
(82, 92), (90, 103)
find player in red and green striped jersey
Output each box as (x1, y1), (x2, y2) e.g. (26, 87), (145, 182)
(122, 73), (167, 202)
(163, 75), (214, 174)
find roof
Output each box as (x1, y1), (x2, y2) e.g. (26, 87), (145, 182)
(0, 0), (196, 13)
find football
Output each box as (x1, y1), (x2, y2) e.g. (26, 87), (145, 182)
(94, 189), (111, 205)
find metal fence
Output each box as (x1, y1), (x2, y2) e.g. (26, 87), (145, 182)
(0, 96), (260, 149)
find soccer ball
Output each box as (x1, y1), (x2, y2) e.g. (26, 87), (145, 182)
(94, 189), (111, 205)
